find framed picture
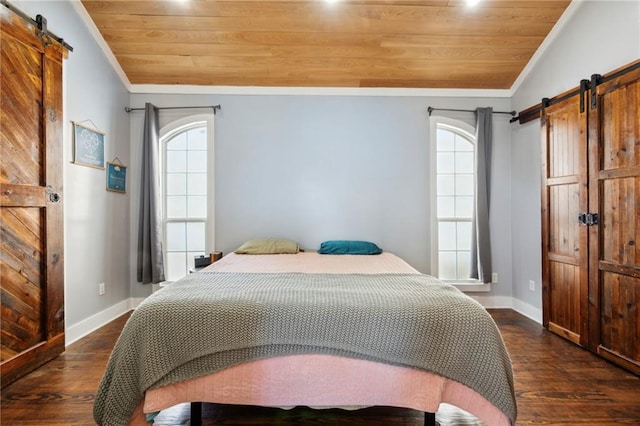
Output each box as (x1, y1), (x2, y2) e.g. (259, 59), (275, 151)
(72, 121), (105, 169)
(106, 162), (127, 193)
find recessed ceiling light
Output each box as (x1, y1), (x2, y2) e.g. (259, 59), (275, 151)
(466, 0), (482, 7)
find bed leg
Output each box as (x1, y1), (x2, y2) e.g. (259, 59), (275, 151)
(190, 402), (202, 426)
(424, 411), (436, 426)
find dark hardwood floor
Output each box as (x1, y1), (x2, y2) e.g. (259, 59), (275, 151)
(1, 309), (639, 425)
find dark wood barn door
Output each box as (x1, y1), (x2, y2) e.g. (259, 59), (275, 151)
(1, 7), (66, 386)
(588, 67), (640, 374)
(541, 92), (589, 346)
(541, 61), (640, 374)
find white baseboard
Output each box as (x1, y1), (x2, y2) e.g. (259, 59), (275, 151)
(64, 295), (542, 347)
(467, 294), (543, 325)
(65, 297), (146, 347)
(130, 297), (146, 308)
(511, 298), (543, 324)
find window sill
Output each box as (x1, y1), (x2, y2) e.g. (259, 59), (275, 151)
(448, 282), (492, 293)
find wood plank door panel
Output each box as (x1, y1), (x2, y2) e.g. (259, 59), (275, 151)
(589, 67), (640, 374)
(541, 93), (589, 346)
(0, 7), (66, 386)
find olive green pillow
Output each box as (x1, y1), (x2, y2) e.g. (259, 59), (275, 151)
(234, 238), (300, 255)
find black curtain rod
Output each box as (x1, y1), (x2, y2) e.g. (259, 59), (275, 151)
(124, 105), (221, 114)
(427, 107), (516, 117)
(1, 0), (73, 51)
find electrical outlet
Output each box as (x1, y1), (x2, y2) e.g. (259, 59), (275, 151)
(492, 272), (498, 283)
(99, 282), (105, 296)
(528, 280), (535, 292)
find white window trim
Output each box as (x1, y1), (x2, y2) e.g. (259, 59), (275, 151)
(159, 114), (216, 283)
(429, 116), (490, 293)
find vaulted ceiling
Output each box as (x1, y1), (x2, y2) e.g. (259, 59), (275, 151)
(80, 0), (572, 89)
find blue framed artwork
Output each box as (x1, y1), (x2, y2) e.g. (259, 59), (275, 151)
(106, 162), (127, 193)
(72, 121), (105, 169)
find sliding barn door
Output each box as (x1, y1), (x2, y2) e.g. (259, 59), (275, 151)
(588, 67), (640, 374)
(541, 93), (589, 346)
(1, 7), (66, 386)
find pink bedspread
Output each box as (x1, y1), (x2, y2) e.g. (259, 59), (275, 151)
(202, 252), (420, 274)
(126, 252), (511, 425)
(131, 354), (510, 426)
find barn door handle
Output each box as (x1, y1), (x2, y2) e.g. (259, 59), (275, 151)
(49, 192), (61, 203)
(578, 213), (598, 226)
(46, 185), (61, 203)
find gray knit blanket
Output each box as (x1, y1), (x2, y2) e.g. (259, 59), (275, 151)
(93, 273), (516, 425)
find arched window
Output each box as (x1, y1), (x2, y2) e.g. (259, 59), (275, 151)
(430, 118), (478, 283)
(160, 115), (214, 282)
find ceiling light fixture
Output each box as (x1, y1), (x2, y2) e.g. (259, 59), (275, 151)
(465, 0), (482, 7)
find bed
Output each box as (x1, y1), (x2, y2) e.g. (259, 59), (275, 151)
(94, 247), (516, 426)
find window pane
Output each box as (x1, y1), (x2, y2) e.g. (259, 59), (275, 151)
(455, 152), (474, 174)
(187, 196), (207, 218)
(166, 222), (186, 251)
(457, 251), (471, 279)
(437, 196), (455, 218)
(438, 222), (456, 250)
(167, 133), (186, 150)
(167, 150), (187, 173)
(456, 174), (474, 196)
(187, 151), (207, 173)
(455, 197), (474, 218)
(166, 252), (187, 282)
(437, 129), (454, 151)
(163, 124), (209, 285)
(166, 173), (186, 195)
(437, 175), (455, 196)
(437, 152), (455, 174)
(434, 124), (477, 282)
(187, 173), (207, 196)
(188, 127), (207, 150)
(166, 196), (187, 218)
(457, 221), (472, 250)
(186, 222), (205, 251)
(439, 251), (456, 280)
(455, 135), (474, 151)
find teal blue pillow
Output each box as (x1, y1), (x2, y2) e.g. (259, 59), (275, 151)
(317, 240), (382, 255)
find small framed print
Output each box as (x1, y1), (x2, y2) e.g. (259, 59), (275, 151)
(106, 162), (127, 193)
(72, 121), (105, 169)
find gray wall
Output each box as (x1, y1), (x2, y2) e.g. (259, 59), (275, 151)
(12, 1), (131, 332)
(129, 93), (514, 299)
(17, 0), (634, 332)
(510, 1), (640, 312)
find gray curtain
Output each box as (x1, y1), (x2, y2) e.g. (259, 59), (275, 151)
(470, 107), (492, 283)
(137, 103), (165, 284)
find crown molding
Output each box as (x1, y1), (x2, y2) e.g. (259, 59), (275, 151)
(129, 84), (512, 98)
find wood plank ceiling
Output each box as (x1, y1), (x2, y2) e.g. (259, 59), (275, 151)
(80, 0), (572, 89)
